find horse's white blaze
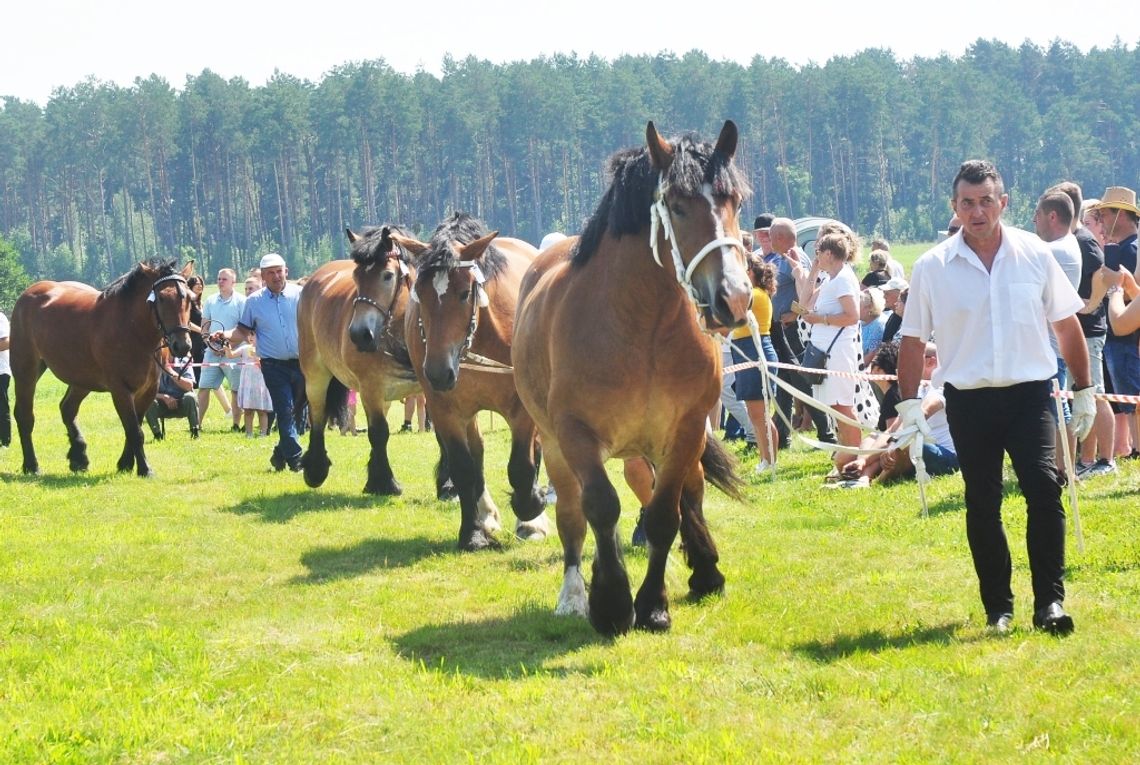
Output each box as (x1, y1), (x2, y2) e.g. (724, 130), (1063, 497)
(515, 511), (550, 541)
(477, 488), (501, 533)
(365, 262), (376, 273)
(432, 270), (449, 299)
(702, 183), (748, 288)
(556, 565), (588, 616)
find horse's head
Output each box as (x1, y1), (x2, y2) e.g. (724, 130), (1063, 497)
(396, 228), (498, 392)
(147, 260), (195, 356)
(647, 120), (752, 329)
(346, 225), (413, 353)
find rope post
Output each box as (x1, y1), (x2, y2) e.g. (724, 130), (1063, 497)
(1053, 379), (1084, 554)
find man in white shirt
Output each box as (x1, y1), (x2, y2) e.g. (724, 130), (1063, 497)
(897, 160), (1095, 636)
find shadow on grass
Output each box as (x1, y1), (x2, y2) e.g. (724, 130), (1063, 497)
(4, 470), (122, 488)
(391, 605), (604, 679)
(793, 621), (962, 662)
(223, 490), (400, 523)
(290, 535), (450, 583)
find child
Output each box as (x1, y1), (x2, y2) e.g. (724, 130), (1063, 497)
(228, 332), (273, 437)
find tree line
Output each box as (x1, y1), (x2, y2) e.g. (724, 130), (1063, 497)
(0, 37), (1137, 290)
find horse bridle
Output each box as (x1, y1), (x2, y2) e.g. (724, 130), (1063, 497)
(649, 175), (745, 309)
(352, 250), (410, 348)
(416, 264), (483, 362)
(149, 273), (193, 374)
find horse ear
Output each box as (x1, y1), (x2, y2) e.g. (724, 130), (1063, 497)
(646, 121), (674, 171)
(714, 120), (738, 160)
(390, 233), (428, 257)
(346, 228), (360, 244)
(459, 231), (498, 262)
(181, 260), (195, 278)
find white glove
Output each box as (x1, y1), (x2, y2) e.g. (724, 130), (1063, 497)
(896, 398), (932, 439)
(1070, 386), (1096, 441)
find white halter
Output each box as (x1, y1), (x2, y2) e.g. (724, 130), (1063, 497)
(649, 174), (744, 307)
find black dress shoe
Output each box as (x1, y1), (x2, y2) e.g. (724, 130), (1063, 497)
(1033, 602), (1074, 635)
(986, 613), (1013, 634)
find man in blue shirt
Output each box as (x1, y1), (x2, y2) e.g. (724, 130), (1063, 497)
(218, 253), (305, 472)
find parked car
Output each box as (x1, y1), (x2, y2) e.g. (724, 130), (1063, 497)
(793, 216), (842, 259)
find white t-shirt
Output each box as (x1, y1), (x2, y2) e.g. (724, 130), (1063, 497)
(1045, 233), (1083, 357)
(0, 310), (10, 376)
(900, 224), (1083, 390)
(810, 265), (859, 347)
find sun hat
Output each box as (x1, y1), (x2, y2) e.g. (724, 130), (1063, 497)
(1091, 186), (1140, 216)
(259, 252), (286, 269)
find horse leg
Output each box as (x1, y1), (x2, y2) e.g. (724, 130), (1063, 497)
(362, 399), (400, 495)
(300, 370), (334, 489)
(441, 416), (498, 551)
(544, 444), (588, 618)
(434, 430), (457, 501)
(678, 462), (725, 601)
(465, 418), (500, 534)
(13, 362), (46, 474)
(107, 387), (149, 475)
(559, 417), (633, 636)
(129, 385), (159, 476)
(59, 386), (92, 472)
(507, 416), (548, 540)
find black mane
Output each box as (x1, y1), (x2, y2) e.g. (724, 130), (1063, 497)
(572, 131), (751, 266)
(415, 212), (508, 284)
(351, 224), (413, 267)
(101, 257), (181, 299)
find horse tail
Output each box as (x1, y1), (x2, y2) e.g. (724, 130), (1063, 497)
(323, 377), (349, 430)
(700, 436), (745, 502)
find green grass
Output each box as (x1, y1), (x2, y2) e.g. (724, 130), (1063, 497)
(2, 374), (1139, 763)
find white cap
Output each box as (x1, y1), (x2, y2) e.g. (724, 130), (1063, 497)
(259, 252), (286, 269)
(539, 232), (567, 251)
(884, 277), (908, 292)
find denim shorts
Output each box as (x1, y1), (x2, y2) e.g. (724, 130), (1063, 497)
(1104, 339), (1140, 414)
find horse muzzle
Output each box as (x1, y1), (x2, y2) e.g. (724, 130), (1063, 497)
(703, 276), (752, 329)
(349, 315), (384, 353)
(423, 354), (459, 392)
(168, 331), (193, 357)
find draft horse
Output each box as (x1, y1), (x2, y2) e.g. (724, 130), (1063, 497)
(512, 121), (751, 635)
(393, 212), (548, 551)
(11, 258), (195, 476)
(298, 225), (445, 495)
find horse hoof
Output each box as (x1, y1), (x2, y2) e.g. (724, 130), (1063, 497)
(515, 513), (550, 541)
(635, 606), (672, 633)
(301, 451), (331, 488)
(459, 529), (502, 552)
(364, 478), (402, 496)
(22, 463), (40, 475)
(511, 490), (546, 522)
(688, 568), (726, 601)
(588, 590), (635, 637)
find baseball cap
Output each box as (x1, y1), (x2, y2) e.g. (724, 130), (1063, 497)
(753, 214), (774, 230)
(884, 277), (908, 291)
(259, 253), (286, 269)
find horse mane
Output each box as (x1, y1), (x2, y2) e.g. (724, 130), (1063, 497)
(415, 212), (508, 283)
(351, 224), (413, 267)
(101, 257), (181, 299)
(572, 132), (752, 266)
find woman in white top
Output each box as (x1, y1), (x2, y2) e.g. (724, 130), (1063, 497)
(802, 228), (863, 470)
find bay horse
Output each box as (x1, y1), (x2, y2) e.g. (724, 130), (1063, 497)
(298, 225), (448, 496)
(11, 258), (195, 476)
(392, 213), (548, 551)
(512, 121), (750, 635)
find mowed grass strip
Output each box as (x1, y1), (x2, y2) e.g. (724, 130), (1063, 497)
(1, 373), (1138, 763)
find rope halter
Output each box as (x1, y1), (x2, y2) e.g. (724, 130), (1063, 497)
(649, 174), (745, 308)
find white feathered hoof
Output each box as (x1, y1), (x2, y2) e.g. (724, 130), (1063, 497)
(515, 511), (550, 541)
(477, 488), (502, 534)
(555, 566), (589, 617)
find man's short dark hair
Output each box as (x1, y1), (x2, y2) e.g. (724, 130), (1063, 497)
(1037, 190), (1074, 228)
(952, 160), (1004, 199)
(753, 213), (774, 230)
(1049, 181), (1083, 219)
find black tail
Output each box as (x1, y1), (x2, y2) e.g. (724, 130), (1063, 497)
(324, 377), (349, 429)
(701, 436), (745, 502)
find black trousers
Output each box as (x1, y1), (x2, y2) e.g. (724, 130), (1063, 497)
(0, 373), (9, 446)
(944, 380), (1066, 616)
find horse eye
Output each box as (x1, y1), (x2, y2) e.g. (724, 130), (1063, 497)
(670, 203), (685, 217)
(459, 289), (471, 302)
(382, 271), (394, 282)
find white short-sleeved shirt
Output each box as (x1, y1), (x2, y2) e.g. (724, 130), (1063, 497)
(810, 265), (859, 347)
(900, 225), (1083, 390)
(0, 310), (9, 375)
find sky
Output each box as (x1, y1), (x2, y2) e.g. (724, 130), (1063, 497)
(2, 0), (1132, 107)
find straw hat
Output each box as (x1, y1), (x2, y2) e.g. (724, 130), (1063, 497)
(1091, 186), (1140, 216)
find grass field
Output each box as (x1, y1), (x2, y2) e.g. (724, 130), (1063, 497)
(2, 372), (1138, 763)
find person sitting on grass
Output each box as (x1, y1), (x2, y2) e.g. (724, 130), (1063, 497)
(835, 342), (958, 488)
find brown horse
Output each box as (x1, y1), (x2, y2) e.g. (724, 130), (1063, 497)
(393, 212), (548, 551)
(297, 225), (449, 495)
(512, 121), (751, 635)
(11, 258), (195, 476)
